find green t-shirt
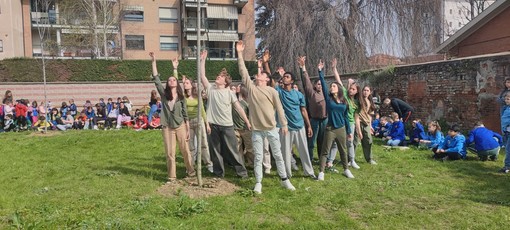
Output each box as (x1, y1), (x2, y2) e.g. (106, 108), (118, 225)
(343, 86), (358, 123)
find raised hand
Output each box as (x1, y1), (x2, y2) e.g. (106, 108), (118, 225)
(262, 49), (271, 63)
(331, 58), (337, 68)
(318, 59), (324, 71)
(149, 52), (155, 62)
(277, 67), (285, 77)
(236, 40), (245, 52)
(172, 58), (179, 69)
(200, 50), (208, 61)
(297, 56), (306, 68)
(257, 59), (263, 68)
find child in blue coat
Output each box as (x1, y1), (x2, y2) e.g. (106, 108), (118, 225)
(466, 121), (502, 161)
(433, 124), (466, 161)
(419, 121), (444, 151)
(384, 112), (405, 146)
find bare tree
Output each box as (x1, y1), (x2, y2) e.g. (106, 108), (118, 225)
(58, 0), (120, 58)
(256, 0), (442, 74)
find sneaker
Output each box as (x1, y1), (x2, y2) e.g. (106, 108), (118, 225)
(264, 168), (271, 175)
(343, 169), (354, 179)
(350, 161), (360, 169)
(498, 167), (509, 173)
(308, 174), (318, 180)
(280, 179), (296, 191)
(317, 172), (325, 181)
(326, 166), (339, 173)
(253, 183), (262, 194)
(207, 166), (214, 173)
(369, 160), (377, 165)
(441, 156), (449, 162)
(291, 164), (299, 171)
(93, 125), (98, 130)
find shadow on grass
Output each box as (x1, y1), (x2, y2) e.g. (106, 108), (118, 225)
(435, 154), (510, 206)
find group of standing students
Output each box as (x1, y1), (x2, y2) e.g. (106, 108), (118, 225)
(148, 40), (379, 193)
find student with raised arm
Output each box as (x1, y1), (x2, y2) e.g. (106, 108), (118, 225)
(273, 60), (315, 179)
(298, 56), (327, 162)
(149, 52), (195, 182)
(199, 50), (250, 179)
(237, 41), (295, 193)
(181, 65), (214, 174)
(331, 59), (361, 169)
(355, 85), (377, 165)
(317, 60), (353, 180)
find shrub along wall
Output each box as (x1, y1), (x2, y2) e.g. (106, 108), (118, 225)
(0, 58), (258, 82)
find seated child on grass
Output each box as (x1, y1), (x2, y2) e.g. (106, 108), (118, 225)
(3, 114), (15, 132)
(419, 121), (444, 151)
(409, 119), (426, 146)
(433, 124), (466, 161)
(466, 121), (502, 161)
(32, 115), (52, 132)
(375, 116), (392, 138)
(383, 112), (405, 146)
(149, 113), (161, 129)
(134, 111), (148, 131)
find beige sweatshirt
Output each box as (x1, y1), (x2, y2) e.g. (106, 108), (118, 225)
(238, 54), (287, 131)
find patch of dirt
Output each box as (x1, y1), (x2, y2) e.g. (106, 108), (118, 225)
(157, 177), (240, 199)
(28, 131), (62, 137)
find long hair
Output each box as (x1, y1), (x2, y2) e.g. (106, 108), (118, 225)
(165, 77), (185, 101)
(428, 121), (441, 135)
(358, 85), (376, 113)
(329, 82), (347, 104)
(150, 90), (158, 101)
(183, 78), (199, 98)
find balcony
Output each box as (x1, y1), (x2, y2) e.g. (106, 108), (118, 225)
(182, 46), (235, 60)
(184, 0), (207, 8)
(183, 17), (238, 32)
(234, 0), (248, 8)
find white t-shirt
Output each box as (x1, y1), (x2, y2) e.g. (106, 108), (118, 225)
(206, 84), (237, 126)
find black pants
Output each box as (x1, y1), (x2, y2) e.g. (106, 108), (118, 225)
(208, 123), (248, 177)
(16, 116), (27, 128)
(433, 151), (462, 160)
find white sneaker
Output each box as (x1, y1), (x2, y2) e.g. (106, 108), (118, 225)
(291, 164), (299, 171)
(93, 125), (98, 130)
(264, 168), (271, 175)
(350, 161), (360, 169)
(207, 166), (214, 173)
(343, 169), (355, 179)
(280, 179), (296, 191)
(369, 160), (377, 165)
(253, 182), (262, 194)
(318, 172), (325, 181)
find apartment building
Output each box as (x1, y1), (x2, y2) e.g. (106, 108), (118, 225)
(0, 0), (25, 60)
(441, 0), (495, 42)
(0, 0), (255, 60)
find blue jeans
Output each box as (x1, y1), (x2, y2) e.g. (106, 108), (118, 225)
(252, 128), (288, 183)
(148, 104), (158, 123)
(505, 134), (510, 168)
(387, 139), (401, 146)
(308, 118), (327, 160)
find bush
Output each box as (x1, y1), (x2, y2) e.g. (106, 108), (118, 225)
(0, 58), (258, 82)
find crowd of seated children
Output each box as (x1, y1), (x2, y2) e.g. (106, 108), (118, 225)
(466, 121), (503, 161)
(419, 121), (444, 151)
(383, 112), (405, 146)
(433, 124), (466, 161)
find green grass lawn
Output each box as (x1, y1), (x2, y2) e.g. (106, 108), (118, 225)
(1, 130), (509, 229)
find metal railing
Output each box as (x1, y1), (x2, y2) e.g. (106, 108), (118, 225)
(182, 46), (235, 59)
(183, 17), (238, 31)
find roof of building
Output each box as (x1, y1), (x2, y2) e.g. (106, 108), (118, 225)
(436, 0), (510, 54)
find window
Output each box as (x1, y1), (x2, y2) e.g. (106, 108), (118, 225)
(160, 36), (178, 51)
(0, 40), (3, 52)
(125, 35), (144, 50)
(159, 8), (178, 23)
(123, 7), (144, 22)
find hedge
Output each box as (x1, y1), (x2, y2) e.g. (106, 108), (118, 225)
(0, 58), (258, 82)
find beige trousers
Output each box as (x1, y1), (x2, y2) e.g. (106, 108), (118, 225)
(162, 124), (195, 179)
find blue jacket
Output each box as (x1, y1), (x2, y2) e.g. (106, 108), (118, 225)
(439, 134), (467, 158)
(389, 120), (405, 141)
(423, 131), (444, 149)
(372, 119), (380, 132)
(501, 105), (510, 133)
(466, 126), (502, 151)
(411, 122), (426, 140)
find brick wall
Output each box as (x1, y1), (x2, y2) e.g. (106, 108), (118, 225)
(342, 53), (510, 133)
